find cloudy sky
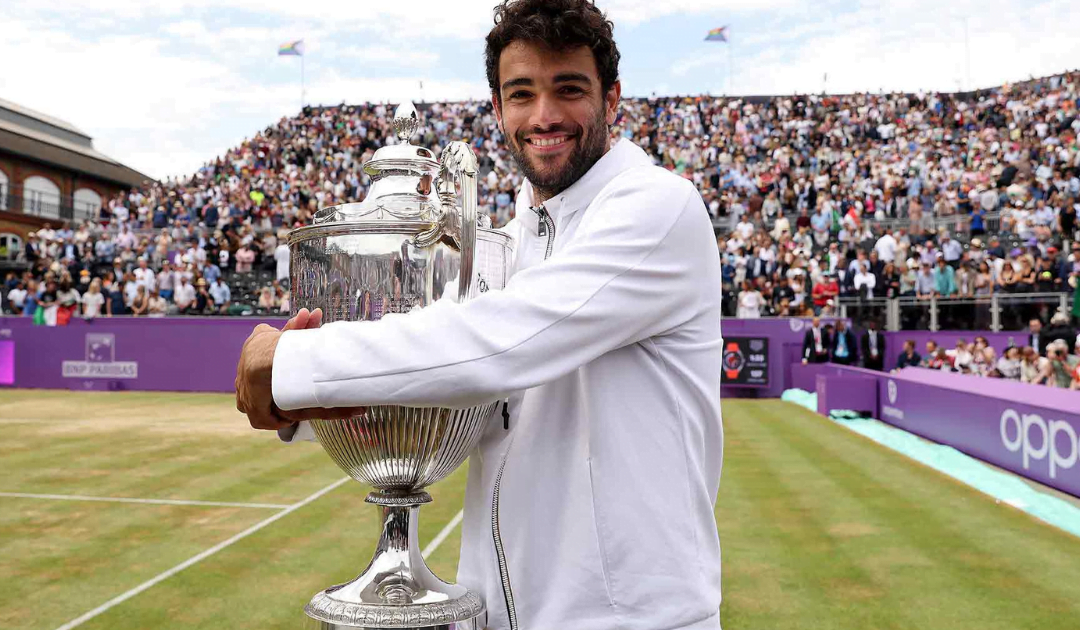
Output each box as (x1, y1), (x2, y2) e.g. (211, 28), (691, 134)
(3, 0), (1078, 180)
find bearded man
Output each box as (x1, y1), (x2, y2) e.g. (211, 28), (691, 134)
(236, 1), (724, 628)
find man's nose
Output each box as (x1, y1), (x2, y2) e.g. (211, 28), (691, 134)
(529, 93), (565, 131)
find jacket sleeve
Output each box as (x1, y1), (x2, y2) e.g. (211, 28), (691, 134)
(272, 175), (715, 411)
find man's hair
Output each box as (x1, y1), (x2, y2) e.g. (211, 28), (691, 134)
(485, 0), (620, 101)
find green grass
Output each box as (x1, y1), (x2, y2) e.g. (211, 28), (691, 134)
(0, 391), (1078, 629)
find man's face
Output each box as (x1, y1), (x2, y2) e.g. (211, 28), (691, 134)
(1030, 319), (1042, 333)
(493, 42), (620, 198)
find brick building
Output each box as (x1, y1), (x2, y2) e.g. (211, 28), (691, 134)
(0, 97), (152, 269)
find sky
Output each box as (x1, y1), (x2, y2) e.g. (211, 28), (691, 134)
(2, 0), (1079, 181)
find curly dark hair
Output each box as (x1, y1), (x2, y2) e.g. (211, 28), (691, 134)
(485, 0), (620, 102)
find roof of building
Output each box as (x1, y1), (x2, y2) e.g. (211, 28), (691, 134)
(0, 98), (153, 188)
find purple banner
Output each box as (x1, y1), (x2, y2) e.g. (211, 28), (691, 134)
(0, 316), (286, 393)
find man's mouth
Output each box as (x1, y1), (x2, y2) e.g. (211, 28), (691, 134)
(524, 134), (575, 152)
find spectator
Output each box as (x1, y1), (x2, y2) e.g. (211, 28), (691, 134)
(174, 276), (196, 314)
(130, 285), (150, 317)
(830, 320), (858, 366)
(274, 230), (291, 286)
(1020, 347), (1052, 384)
(1028, 318), (1046, 355)
(209, 277), (232, 314)
(1048, 340), (1079, 388)
(235, 244), (255, 274)
(82, 279), (105, 319)
(106, 280), (128, 317)
(802, 317), (831, 364)
(147, 289), (168, 317)
(735, 280), (764, 319)
(56, 279), (80, 326)
(996, 346), (1022, 380)
(6, 280), (27, 315)
(861, 320), (885, 371)
(894, 339), (921, 371)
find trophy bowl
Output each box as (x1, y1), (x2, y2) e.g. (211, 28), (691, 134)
(287, 102), (513, 630)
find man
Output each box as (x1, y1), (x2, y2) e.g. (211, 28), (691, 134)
(933, 255), (957, 297)
(894, 339), (921, 371)
(133, 258), (157, 292)
(921, 340), (940, 367)
(873, 227), (897, 264)
(861, 319), (886, 371)
(831, 319), (858, 366)
(209, 277), (232, 314)
(940, 233), (963, 267)
(915, 261), (936, 299)
(235, 2), (724, 629)
(174, 275), (196, 314)
(1028, 317), (1045, 356)
(802, 316), (832, 364)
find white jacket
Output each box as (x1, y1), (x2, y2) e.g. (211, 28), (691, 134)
(274, 139), (725, 630)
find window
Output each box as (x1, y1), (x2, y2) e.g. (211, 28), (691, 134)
(0, 169), (8, 211)
(0, 233), (22, 261)
(73, 188), (103, 223)
(22, 176), (61, 219)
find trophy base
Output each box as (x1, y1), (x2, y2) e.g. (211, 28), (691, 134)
(304, 589), (485, 630)
(304, 497), (485, 630)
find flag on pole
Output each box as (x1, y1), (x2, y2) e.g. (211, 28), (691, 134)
(278, 40), (305, 56)
(705, 26), (728, 42)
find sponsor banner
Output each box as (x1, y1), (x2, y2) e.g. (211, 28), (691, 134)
(722, 337), (769, 387)
(879, 374), (1080, 498)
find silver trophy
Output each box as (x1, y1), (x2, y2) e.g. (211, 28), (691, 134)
(286, 101), (513, 630)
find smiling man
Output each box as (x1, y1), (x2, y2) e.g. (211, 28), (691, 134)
(235, 1), (724, 628)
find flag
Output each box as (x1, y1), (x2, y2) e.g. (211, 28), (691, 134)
(278, 40), (304, 56)
(705, 26), (728, 42)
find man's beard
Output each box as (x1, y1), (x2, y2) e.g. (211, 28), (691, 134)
(505, 105), (609, 203)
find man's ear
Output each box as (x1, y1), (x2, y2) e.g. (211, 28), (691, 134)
(491, 92), (504, 135)
(605, 80), (622, 126)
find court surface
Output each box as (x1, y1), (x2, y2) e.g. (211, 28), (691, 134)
(1, 390), (1078, 630)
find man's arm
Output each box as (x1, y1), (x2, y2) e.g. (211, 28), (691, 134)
(270, 178), (717, 412)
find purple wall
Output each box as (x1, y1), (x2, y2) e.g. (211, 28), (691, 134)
(807, 361), (1080, 498)
(0, 316), (286, 393)
(721, 318), (847, 398)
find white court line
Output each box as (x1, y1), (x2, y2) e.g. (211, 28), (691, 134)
(51, 477), (350, 630)
(0, 492), (290, 510)
(422, 509), (464, 559)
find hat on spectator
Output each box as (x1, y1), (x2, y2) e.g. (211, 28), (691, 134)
(971, 237), (983, 248)
(196, 278), (207, 287)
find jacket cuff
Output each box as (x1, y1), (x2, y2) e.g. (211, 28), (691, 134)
(272, 329), (323, 410)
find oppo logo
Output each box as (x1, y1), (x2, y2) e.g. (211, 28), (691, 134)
(1000, 409), (1079, 479)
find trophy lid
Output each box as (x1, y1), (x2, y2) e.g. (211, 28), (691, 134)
(315, 100), (442, 224)
(364, 101), (438, 168)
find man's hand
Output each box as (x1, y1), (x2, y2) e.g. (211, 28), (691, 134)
(235, 308), (366, 431)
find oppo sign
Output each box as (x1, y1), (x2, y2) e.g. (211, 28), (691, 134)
(1000, 409), (1079, 479)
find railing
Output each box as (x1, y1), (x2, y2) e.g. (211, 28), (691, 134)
(836, 292), (1074, 332)
(1, 192), (78, 222)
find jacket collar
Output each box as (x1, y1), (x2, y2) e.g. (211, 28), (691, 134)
(514, 138), (652, 227)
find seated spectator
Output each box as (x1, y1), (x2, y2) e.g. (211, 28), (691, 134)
(894, 340), (921, 371)
(147, 289), (168, 317)
(174, 276), (197, 314)
(1019, 347), (1051, 385)
(996, 346), (1022, 380)
(209, 277), (232, 314)
(257, 287), (278, 311)
(130, 285), (150, 317)
(235, 244), (256, 274)
(194, 278), (213, 313)
(6, 280), (27, 315)
(1048, 340), (1079, 388)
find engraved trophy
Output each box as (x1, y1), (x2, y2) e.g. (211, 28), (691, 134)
(287, 101), (513, 630)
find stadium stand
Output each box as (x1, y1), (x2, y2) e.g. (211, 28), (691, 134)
(2, 71), (1079, 348)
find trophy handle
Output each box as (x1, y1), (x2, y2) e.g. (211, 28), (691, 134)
(437, 141), (479, 303)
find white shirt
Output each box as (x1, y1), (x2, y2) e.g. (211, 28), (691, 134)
(7, 288), (27, 308)
(82, 292), (105, 318)
(275, 244), (291, 282)
(134, 267), (157, 291)
(174, 282), (196, 307)
(874, 233), (897, 263)
(854, 270), (877, 292)
(274, 140), (724, 630)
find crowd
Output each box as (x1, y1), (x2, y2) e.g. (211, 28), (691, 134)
(800, 315), (1080, 389)
(4, 70), (1080, 324)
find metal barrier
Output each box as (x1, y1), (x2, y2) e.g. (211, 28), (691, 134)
(838, 292), (1073, 332)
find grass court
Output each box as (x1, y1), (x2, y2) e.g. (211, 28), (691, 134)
(1, 390), (1078, 629)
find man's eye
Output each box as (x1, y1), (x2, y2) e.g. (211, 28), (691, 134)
(560, 86), (584, 95)
(508, 91), (531, 100)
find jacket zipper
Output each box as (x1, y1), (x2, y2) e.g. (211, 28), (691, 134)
(532, 205), (556, 259)
(491, 436), (519, 630)
(490, 204), (553, 629)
